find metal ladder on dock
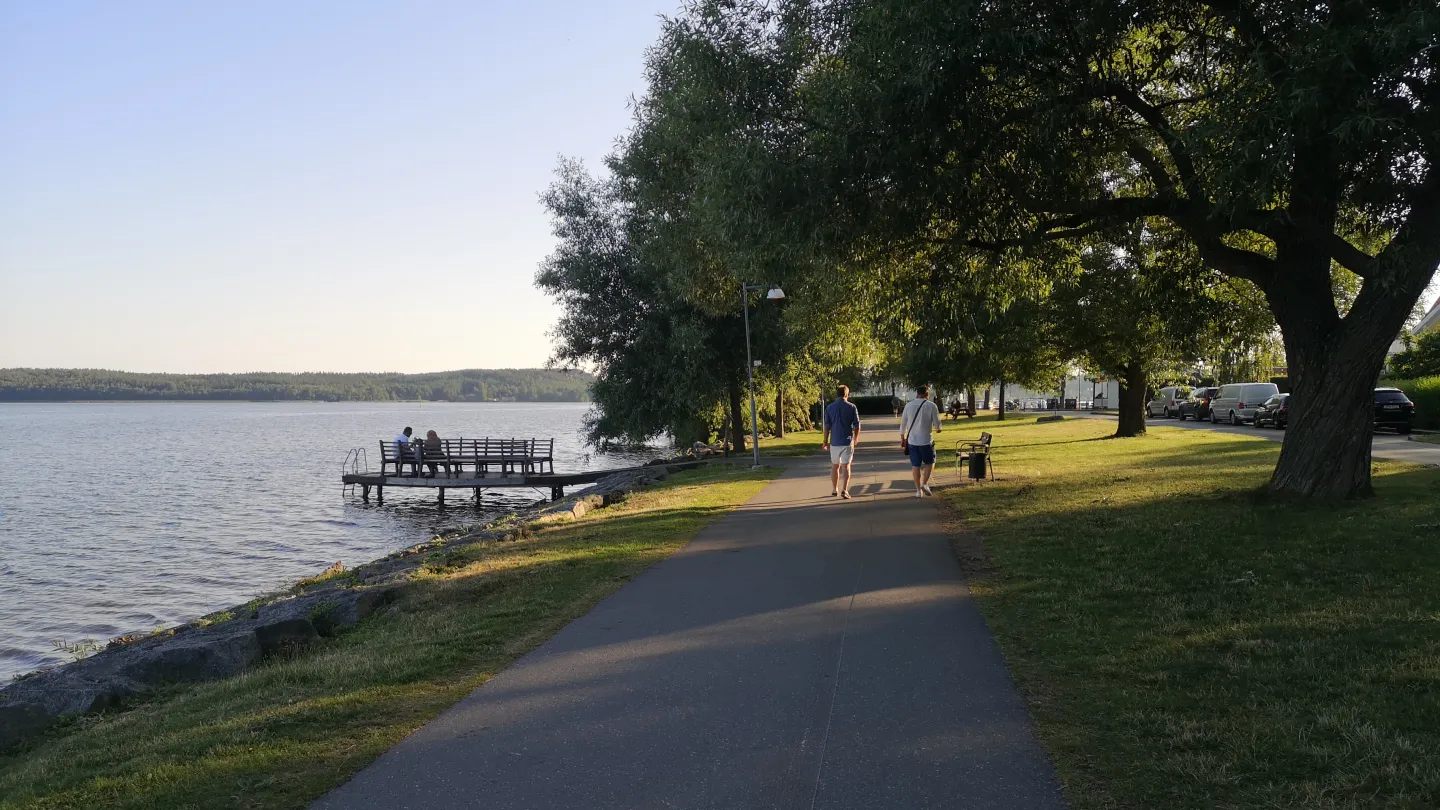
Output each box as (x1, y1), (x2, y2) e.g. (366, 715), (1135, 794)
(341, 447), (369, 498)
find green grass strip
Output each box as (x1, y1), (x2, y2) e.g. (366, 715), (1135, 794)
(934, 415), (1440, 810)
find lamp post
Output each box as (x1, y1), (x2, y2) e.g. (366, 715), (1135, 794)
(741, 282), (785, 469)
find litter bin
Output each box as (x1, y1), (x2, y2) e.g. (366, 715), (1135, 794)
(1046, 397), (1060, 410)
(1065, 398), (1077, 410)
(968, 449), (988, 479)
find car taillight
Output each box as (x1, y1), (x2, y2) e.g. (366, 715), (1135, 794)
(1238, 401), (1245, 408)
(1279, 407), (1287, 413)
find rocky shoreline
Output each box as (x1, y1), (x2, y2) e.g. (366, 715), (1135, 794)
(0, 461), (703, 752)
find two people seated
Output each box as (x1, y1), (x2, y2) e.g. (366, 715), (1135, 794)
(393, 426), (448, 477)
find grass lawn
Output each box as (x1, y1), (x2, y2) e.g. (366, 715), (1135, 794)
(756, 427), (825, 457)
(1413, 433), (1440, 445)
(933, 415), (1440, 810)
(0, 465), (777, 810)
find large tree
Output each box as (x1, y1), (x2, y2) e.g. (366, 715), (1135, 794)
(783, 0), (1440, 497)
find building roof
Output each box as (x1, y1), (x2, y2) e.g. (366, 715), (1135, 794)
(1417, 297), (1440, 334)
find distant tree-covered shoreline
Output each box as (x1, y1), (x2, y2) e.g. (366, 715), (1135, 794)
(0, 368), (593, 403)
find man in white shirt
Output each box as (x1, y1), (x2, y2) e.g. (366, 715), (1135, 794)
(900, 386), (942, 497)
(394, 427), (416, 474)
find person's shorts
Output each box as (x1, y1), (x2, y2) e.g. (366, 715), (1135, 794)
(907, 442), (936, 467)
(829, 443), (855, 465)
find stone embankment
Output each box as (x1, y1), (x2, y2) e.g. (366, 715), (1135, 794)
(0, 462), (700, 752)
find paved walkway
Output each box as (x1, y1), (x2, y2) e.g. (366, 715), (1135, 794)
(1071, 412), (1440, 466)
(313, 418), (1066, 810)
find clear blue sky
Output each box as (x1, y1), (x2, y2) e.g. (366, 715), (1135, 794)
(0, 1), (674, 373)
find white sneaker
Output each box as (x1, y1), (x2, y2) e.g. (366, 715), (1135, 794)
(914, 490), (923, 498)
(922, 485), (933, 496)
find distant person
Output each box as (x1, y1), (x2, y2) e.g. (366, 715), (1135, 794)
(822, 385), (862, 499)
(900, 386), (942, 497)
(422, 429), (445, 478)
(394, 426), (416, 475)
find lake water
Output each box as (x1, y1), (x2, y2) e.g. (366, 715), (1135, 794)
(0, 402), (652, 680)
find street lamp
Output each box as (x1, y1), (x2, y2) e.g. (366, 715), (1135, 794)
(741, 282), (785, 469)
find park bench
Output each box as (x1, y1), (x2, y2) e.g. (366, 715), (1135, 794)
(378, 440), (423, 477)
(954, 432), (994, 480)
(377, 438), (551, 478)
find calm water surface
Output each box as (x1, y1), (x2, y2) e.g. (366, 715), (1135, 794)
(0, 402), (651, 680)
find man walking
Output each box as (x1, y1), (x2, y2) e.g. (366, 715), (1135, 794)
(822, 385), (861, 499)
(900, 386), (942, 497)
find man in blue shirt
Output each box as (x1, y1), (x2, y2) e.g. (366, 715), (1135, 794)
(822, 385), (862, 499)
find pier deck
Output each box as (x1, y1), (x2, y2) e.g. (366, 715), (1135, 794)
(342, 462), (701, 504)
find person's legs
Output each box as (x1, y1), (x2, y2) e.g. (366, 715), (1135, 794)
(908, 443), (924, 495)
(830, 463), (840, 495)
(839, 459), (852, 497)
(919, 444), (936, 493)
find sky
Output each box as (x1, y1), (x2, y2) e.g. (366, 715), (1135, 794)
(3, 4), (1437, 375)
(0, 1), (675, 373)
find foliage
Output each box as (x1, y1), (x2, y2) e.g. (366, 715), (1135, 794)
(1380, 376), (1440, 431)
(0, 368), (590, 402)
(536, 160), (744, 447)
(632, 0), (1440, 496)
(1388, 330), (1440, 379)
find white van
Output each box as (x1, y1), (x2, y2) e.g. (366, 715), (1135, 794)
(1146, 386), (1190, 419)
(1208, 382), (1280, 425)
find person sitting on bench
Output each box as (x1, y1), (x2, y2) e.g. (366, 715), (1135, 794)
(394, 427), (418, 475)
(422, 430), (445, 477)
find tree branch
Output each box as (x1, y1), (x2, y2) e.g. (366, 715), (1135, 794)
(1097, 80), (1206, 201)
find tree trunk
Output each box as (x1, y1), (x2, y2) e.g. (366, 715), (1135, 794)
(983, 386), (991, 410)
(1115, 362), (1147, 437)
(728, 373), (746, 454)
(775, 388), (786, 438)
(997, 379), (1007, 421)
(966, 388), (977, 417)
(1260, 234), (1433, 497)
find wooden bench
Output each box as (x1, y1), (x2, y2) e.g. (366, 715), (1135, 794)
(378, 440), (422, 477)
(377, 437), (554, 478)
(955, 432), (994, 480)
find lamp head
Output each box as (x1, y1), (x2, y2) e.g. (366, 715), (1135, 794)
(766, 287), (786, 300)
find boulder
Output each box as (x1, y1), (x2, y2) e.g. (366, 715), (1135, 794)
(254, 619), (320, 655)
(257, 587), (397, 639)
(0, 701), (54, 752)
(115, 628), (261, 684)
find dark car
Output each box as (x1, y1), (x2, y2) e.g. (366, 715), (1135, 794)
(1178, 387), (1220, 421)
(1253, 393), (1290, 429)
(1374, 388), (1416, 434)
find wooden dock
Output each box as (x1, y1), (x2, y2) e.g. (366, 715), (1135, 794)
(342, 463), (698, 505)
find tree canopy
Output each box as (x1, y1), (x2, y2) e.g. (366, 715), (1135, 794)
(536, 0), (1438, 497)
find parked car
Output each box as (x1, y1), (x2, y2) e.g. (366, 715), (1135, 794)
(1146, 386), (1191, 419)
(1208, 382), (1280, 425)
(1374, 388), (1416, 434)
(1178, 387), (1220, 421)
(1253, 394), (1290, 429)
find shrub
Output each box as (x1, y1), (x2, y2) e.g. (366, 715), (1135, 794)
(1382, 376), (1440, 431)
(1389, 330), (1440, 378)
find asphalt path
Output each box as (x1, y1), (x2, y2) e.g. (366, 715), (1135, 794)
(313, 418), (1067, 810)
(1070, 412), (1440, 466)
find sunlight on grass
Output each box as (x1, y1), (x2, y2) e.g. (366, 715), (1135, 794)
(0, 465), (777, 810)
(936, 416), (1440, 810)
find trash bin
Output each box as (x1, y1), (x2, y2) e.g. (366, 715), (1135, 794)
(1047, 397), (1060, 410)
(1065, 398), (1077, 410)
(968, 449), (988, 479)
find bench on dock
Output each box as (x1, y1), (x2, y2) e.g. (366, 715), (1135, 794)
(376, 438), (555, 478)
